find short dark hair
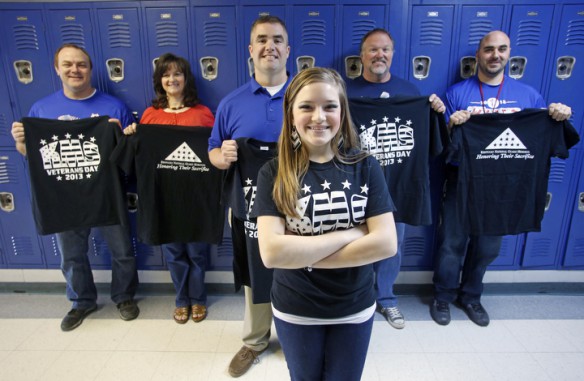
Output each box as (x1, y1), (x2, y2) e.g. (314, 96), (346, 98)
(54, 43), (93, 69)
(151, 53), (200, 109)
(359, 28), (394, 55)
(249, 15), (288, 44)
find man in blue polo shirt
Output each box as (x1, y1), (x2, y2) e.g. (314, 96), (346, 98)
(208, 15), (291, 378)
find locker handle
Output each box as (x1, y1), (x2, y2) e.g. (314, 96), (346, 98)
(545, 192), (552, 212)
(127, 192), (138, 213)
(0, 192), (14, 212)
(578, 192), (584, 212)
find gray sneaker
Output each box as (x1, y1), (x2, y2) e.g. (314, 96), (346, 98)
(379, 306), (405, 329)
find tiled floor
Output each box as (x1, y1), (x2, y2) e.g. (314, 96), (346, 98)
(0, 289), (583, 381)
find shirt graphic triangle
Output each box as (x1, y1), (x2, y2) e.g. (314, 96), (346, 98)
(165, 142), (202, 163)
(485, 128), (527, 150)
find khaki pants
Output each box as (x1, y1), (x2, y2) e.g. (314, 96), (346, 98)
(242, 286), (272, 351)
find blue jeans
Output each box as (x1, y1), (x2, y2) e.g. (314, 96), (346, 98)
(373, 222), (405, 308)
(56, 224), (138, 309)
(274, 315), (374, 381)
(162, 242), (209, 307)
(433, 167), (502, 305)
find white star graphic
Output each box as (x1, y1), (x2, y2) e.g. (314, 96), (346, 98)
(406, 120), (412, 126)
(52, 135), (58, 141)
(398, 158), (403, 163)
(78, 133), (85, 139)
(65, 133), (71, 139)
(370, 119), (377, 125)
(302, 184), (311, 194)
(40, 139), (46, 145)
(383, 116), (389, 122)
(90, 137), (96, 143)
(86, 173), (92, 179)
(245, 178), (253, 186)
(342, 180), (351, 189)
(360, 184), (369, 194)
(394, 117), (401, 123)
(321, 180), (331, 190)
(57, 176), (62, 181)
(360, 124), (366, 131)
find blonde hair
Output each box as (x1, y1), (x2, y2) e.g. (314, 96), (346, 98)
(273, 67), (367, 217)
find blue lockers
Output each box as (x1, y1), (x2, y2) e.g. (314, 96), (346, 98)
(0, 0), (582, 272)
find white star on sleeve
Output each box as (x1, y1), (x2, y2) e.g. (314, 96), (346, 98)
(360, 184), (369, 194)
(321, 180), (331, 190)
(302, 184), (311, 194)
(342, 180), (351, 189)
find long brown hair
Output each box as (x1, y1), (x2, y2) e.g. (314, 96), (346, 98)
(273, 67), (367, 217)
(151, 53), (200, 109)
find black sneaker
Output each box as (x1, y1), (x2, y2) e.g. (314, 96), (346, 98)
(430, 300), (451, 326)
(60, 305), (97, 332)
(117, 299), (140, 321)
(459, 301), (490, 327)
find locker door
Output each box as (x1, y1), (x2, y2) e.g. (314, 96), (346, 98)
(408, 5), (455, 97)
(547, 4), (584, 136)
(508, 5), (555, 93)
(0, 57), (16, 147)
(241, 5), (287, 84)
(522, 156), (578, 268)
(453, 5), (505, 84)
(291, 5), (335, 76)
(0, 150), (45, 268)
(46, 7), (99, 91)
(0, 9), (55, 119)
(339, 4), (387, 83)
(96, 6), (147, 119)
(40, 234), (61, 269)
(193, 6), (238, 113)
(489, 235), (522, 268)
(142, 3), (191, 104)
(563, 149), (584, 267)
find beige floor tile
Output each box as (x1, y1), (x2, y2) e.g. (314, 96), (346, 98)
(97, 351), (163, 381)
(0, 350), (61, 381)
(42, 350), (112, 381)
(0, 319), (43, 351)
(116, 319), (177, 351)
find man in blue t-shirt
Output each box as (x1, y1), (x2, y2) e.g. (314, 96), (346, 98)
(208, 15), (291, 378)
(346, 28), (445, 330)
(431, 31), (572, 327)
(11, 44), (139, 332)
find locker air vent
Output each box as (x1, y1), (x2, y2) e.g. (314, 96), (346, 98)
(108, 22), (132, 48)
(468, 20), (493, 46)
(548, 160), (566, 183)
(0, 114), (7, 138)
(403, 237), (425, 257)
(156, 21), (179, 47)
(516, 20), (542, 46)
(301, 20), (326, 45)
(419, 19), (443, 45)
(203, 21), (227, 46)
(10, 236), (34, 256)
(13, 24), (39, 50)
(60, 24), (85, 47)
(566, 19), (584, 45)
(351, 20), (376, 45)
(0, 161), (17, 185)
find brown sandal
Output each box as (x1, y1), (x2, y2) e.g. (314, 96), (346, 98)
(192, 304), (207, 323)
(173, 306), (190, 324)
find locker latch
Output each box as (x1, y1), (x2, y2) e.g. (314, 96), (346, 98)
(152, 58), (159, 70)
(248, 57), (255, 77)
(200, 57), (219, 81)
(509, 56), (527, 79)
(127, 192), (138, 213)
(13, 60), (33, 84)
(106, 58), (124, 82)
(545, 192), (552, 212)
(578, 192), (584, 212)
(556, 56), (576, 80)
(296, 56), (315, 72)
(0, 192), (14, 212)
(412, 56), (431, 80)
(344, 56), (362, 79)
(460, 56), (476, 79)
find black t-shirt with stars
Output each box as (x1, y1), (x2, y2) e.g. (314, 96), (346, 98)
(251, 155), (395, 319)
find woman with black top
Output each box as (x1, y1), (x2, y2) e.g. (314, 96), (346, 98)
(251, 67), (398, 381)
